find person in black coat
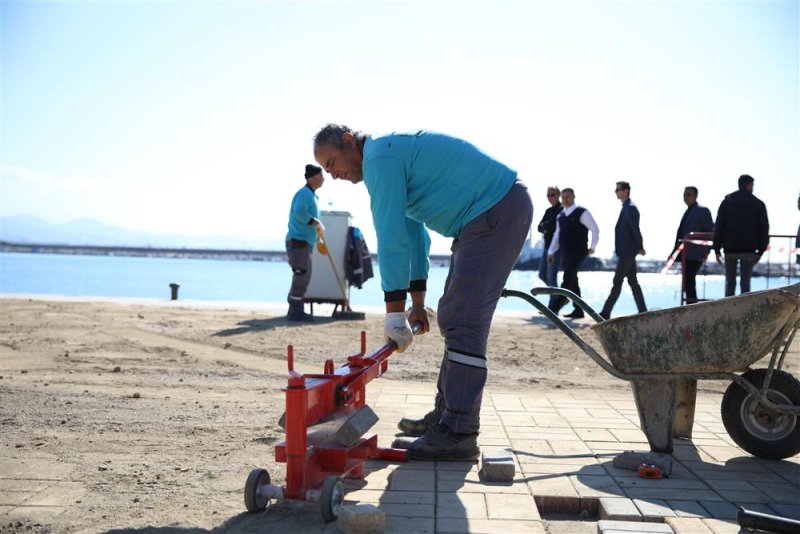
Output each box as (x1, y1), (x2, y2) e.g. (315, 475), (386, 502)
(537, 186), (563, 307)
(713, 174), (770, 296)
(670, 186), (714, 303)
(599, 181), (646, 319)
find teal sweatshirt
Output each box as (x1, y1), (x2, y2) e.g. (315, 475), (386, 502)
(363, 131), (516, 294)
(285, 185), (320, 246)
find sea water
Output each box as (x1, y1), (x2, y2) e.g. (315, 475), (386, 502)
(0, 252), (793, 317)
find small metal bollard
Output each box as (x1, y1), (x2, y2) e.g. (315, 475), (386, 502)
(169, 283), (180, 301)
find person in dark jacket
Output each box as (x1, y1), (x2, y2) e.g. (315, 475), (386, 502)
(670, 186), (714, 303)
(599, 181), (646, 319)
(536, 186), (563, 307)
(713, 174), (770, 296)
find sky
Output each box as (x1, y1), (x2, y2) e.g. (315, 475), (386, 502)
(1, 0), (798, 260)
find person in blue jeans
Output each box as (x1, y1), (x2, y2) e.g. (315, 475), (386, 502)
(537, 186), (562, 308)
(599, 181), (647, 319)
(713, 174), (770, 296)
(313, 124), (533, 461)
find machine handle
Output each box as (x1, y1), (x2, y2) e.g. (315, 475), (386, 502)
(385, 320), (424, 350)
(370, 320), (426, 357)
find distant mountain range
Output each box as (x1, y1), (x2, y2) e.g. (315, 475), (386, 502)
(0, 214), (284, 251)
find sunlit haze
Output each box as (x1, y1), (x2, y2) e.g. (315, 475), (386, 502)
(2, 1), (798, 259)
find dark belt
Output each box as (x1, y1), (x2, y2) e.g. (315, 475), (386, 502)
(286, 238), (310, 250)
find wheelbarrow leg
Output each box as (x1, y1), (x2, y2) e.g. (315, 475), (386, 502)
(631, 379), (677, 453)
(673, 378), (697, 440)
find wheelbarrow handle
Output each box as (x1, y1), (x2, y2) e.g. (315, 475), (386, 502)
(501, 289), (628, 381)
(529, 287), (605, 322)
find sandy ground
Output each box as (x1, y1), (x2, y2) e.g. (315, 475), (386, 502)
(0, 296), (788, 533)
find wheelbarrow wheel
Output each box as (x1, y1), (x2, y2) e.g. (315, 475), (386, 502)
(244, 468), (272, 513)
(320, 475), (344, 522)
(721, 369), (800, 460)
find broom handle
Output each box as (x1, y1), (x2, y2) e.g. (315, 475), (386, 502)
(320, 236), (349, 303)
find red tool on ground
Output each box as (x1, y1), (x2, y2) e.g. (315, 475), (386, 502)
(638, 464), (662, 479)
(244, 324), (420, 521)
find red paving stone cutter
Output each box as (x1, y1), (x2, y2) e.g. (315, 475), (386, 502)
(244, 324), (421, 521)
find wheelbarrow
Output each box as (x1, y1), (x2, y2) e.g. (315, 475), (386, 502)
(243, 324), (421, 521)
(502, 283), (800, 460)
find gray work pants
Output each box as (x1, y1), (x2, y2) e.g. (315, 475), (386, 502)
(286, 239), (312, 314)
(434, 180), (533, 434)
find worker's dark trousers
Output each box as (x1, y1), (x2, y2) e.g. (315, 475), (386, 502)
(549, 248), (586, 312)
(434, 180), (533, 435)
(600, 255), (647, 316)
(724, 252), (759, 296)
(286, 240), (312, 315)
(683, 259), (703, 302)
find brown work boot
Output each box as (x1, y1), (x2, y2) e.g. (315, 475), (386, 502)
(408, 422), (479, 461)
(397, 410), (439, 437)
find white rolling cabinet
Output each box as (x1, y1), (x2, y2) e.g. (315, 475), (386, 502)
(304, 211), (352, 314)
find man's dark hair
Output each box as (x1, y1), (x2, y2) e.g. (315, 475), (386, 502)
(313, 123), (366, 149)
(685, 186), (698, 196)
(616, 181), (630, 191)
(562, 187), (575, 195)
(304, 164), (322, 179)
(738, 174), (754, 189)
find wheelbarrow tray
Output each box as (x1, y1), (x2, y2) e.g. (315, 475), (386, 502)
(590, 285), (800, 375)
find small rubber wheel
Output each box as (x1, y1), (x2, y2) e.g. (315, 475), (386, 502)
(721, 369), (800, 460)
(244, 468), (272, 512)
(320, 475), (344, 522)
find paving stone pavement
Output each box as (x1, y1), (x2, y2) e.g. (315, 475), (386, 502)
(2, 378), (798, 533)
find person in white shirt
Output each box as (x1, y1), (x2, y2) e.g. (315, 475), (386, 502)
(546, 188), (599, 318)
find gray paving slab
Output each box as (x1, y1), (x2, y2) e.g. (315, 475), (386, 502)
(768, 503), (800, 521)
(486, 493), (541, 520)
(438, 517), (545, 533)
(597, 519), (674, 533)
(701, 518), (743, 533)
(665, 517), (713, 533)
(698, 500), (739, 520)
(344, 488), (433, 505)
(385, 516), (434, 533)
(378, 502), (435, 517)
(665, 500), (709, 518)
(633, 498), (677, 520)
(437, 492), (488, 519)
(4, 383), (798, 533)
(599, 497), (642, 521)
(570, 474), (626, 498)
(749, 481), (800, 504)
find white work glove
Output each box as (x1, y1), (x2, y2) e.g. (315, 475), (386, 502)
(384, 312), (413, 352)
